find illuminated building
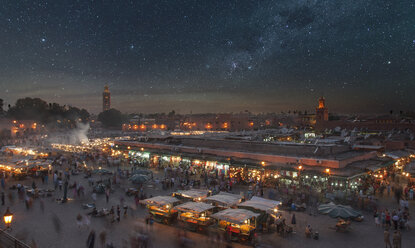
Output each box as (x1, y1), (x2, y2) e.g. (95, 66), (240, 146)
(315, 96), (328, 122)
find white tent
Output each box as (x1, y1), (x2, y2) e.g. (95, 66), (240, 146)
(238, 196), (281, 214)
(204, 192), (241, 207)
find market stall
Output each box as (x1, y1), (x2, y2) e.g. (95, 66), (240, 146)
(238, 196), (281, 214)
(174, 201), (215, 231)
(173, 189), (211, 202)
(211, 208), (259, 243)
(238, 196), (282, 231)
(142, 196), (181, 224)
(204, 192), (242, 209)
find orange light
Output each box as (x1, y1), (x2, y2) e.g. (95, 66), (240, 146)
(261, 161), (266, 166)
(325, 168), (330, 174)
(298, 165), (302, 170)
(160, 124), (166, 129)
(3, 207), (12, 227)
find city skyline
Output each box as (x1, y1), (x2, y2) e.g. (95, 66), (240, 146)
(0, 1), (414, 114)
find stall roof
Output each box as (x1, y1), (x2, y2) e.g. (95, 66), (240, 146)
(174, 202), (215, 213)
(211, 208), (259, 224)
(348, 159), (392, 172)
(385, 150), (412, 159)
(143, 196), (180, 207)
(204, 192), (241, 207)
(174, 189), (210, 199)
(238, 196), (281, 213)
(352, 144), (383, 150)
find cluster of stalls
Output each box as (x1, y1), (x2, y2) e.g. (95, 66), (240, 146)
(142, 190), (281, 243)
(0, 159), (51, 179)
(1, 146), (49, 159)
(115, 147), (415, 192)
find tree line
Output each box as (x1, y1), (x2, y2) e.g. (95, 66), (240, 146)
(0, 97), (90, 128)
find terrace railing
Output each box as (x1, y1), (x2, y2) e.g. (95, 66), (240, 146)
(0, 229), (30, 248)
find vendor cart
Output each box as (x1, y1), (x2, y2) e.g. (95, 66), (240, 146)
(142, 196), (181, 224)
(211, 208), (259, 244)
(238, 196), (282, 232)
(174, 201), (215, 232)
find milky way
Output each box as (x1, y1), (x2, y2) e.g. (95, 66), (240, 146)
(0, 0), (414, 114)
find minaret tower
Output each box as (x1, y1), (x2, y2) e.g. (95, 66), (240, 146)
(315, 96), (328, 122)
(103, 85), (111, 111)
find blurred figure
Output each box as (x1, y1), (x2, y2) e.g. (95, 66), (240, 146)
(76, 214), (83, 228)
(52, 213), (62, 234)
(7, 192), (14, 205)
(116, 205), (120, 222)
(99, 230), (106, 248)
(39, 198), (45, 213)
(87, 230), (96, 248)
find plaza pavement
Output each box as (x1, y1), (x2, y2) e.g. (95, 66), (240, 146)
(1, 167), (414, 248)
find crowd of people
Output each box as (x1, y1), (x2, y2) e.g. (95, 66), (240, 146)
(0, 140), (413, 248)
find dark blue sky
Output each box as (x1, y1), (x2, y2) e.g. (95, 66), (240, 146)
(0, 0), (414, 114)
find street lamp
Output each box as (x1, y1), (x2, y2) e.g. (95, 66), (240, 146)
(3, 207), (13, 229)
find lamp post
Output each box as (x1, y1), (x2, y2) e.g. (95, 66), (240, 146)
(3, 207), (13, 229)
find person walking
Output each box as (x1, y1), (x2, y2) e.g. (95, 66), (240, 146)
(110, 206), (115, 223)
(91, 193), (97, 204)
(384, 228), (392, 248)
(291, 213), (296, 226)
(1, 176), (5, 190)
(76, 214), (83, 229)
(374, 211), (380, 227)
(123, 205), (128, 216)
(392, 230), (401, 248)
(1, 192), (5, 206)
(392, 214), (399, 230)
(116, 205), (120, 222)
(381, 211), (386, 227)
(105, 188), (109, 203)
(99, 230), (106, 248)
(87, 230), (95, 248)
(386, 210), (391, 227)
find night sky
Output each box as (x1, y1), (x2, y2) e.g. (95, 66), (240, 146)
(0, 0), (414, 114)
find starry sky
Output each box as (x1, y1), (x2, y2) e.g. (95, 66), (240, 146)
(0, 0), (414, 114)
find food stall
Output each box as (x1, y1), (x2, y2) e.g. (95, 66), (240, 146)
(142, 196), (181, 224)
(204, 192), (242, 209)
(173, 189), (211, 202)
(174, 202), (216, 231)
(211, 208), (259, 243)
(238, 196), (282, 232)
